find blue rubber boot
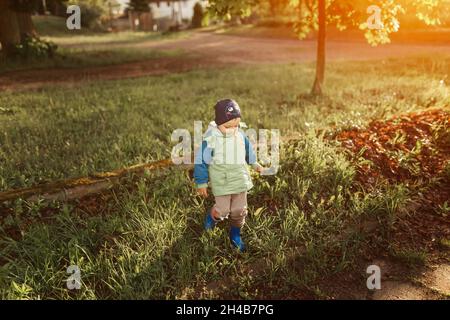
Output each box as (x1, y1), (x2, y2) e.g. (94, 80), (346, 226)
(230, 226), (246, 252)
(204, 209), (217, 231)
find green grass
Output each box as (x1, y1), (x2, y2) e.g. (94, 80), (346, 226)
(34, 15), (95, 37)
(212, 24), (298, 39)
(0, 54), (449, 299)
(42, 30), (190, 47)
(34, 15), (190, 42)
(0, 55), (449, 191)
(390, 248), (428, 266)
(0, 47), (184, 73)
(440, 238), (450, 249)
(0, 16), (190, 73)
(0, 134), (411, 299)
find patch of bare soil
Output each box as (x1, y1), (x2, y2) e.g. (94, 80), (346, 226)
(333, 108), (450, 260)
(0, 55), (225, 92)
(325, 109), (450, 299)
(366, 258), (449, 300)
(334, 109), (450, 184)
(390, 176), (450, 258)
(422, 263), (450, 295)
(312, 258), (449, 300)
(371, 281), (439, 300)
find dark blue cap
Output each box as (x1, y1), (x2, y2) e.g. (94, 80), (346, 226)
(214, 99), (241, 126)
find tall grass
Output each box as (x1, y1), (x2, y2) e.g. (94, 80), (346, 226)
(0, 134), (410, 299)
(0, 55), (448, 299)
(0, 55), (449, 190)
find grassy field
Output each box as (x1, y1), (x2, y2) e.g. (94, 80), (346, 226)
(0, 55), (448, 191)
(0, 52), (449, 298)
(0, 16), (188, 73)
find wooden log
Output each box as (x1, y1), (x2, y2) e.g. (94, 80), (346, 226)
(0, 158), (186, 204)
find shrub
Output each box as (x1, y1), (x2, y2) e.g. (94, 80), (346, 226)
(79, 3), (105, 29)
(14, 36), (58, 59)
(191, 2), (204, 28)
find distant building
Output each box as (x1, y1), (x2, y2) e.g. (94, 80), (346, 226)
(113, 0), (200, 31)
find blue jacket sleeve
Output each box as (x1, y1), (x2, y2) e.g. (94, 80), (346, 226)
(194, 140), (211, 188)
(244, 135), (259, 167)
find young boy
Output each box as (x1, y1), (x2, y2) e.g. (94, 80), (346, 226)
(194, 99), (263, 252)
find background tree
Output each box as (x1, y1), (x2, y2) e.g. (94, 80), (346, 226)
(267, 0), (290, 17)
(0, 0), (68, 57)
(11, 0), (40, 40)
(311, 0), (325, 95)
(128, 0), (151, 12)
(207, 0), (449, 95)
(0, 0), (21, 57)
(46, 0), (69, 16)
(0, 0), (41, 57)
(191, 2), (204, 28)
(0, 0), (122, 58)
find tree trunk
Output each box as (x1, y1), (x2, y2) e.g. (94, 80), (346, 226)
(49, 0), (65, 17)
(0, 0), (21, 57)
(178, 1), (183, 24)
(37, 0), (47, 15)
(311, 0), (326, 95)
(17, 11), (37, 41)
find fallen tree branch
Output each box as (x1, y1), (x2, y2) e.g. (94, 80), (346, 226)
(0, 159), (180, 204)
(0, 134), (299, 205)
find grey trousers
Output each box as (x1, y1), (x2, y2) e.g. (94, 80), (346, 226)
(212, 191), (248, 228)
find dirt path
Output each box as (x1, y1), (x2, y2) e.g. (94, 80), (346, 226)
(1, 31), (450, 92)
(369, 260), (449, 300)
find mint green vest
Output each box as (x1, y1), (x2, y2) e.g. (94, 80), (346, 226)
(205, 127), (253, 196)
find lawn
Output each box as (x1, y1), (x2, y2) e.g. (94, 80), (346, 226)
(0, 55), (449, 299)
(0, 16), (188, 73)
(0, 55), (448, 191)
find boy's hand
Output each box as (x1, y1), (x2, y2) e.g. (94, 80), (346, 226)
(255, 166), (265, 174)
(197, 188), (208, 197)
